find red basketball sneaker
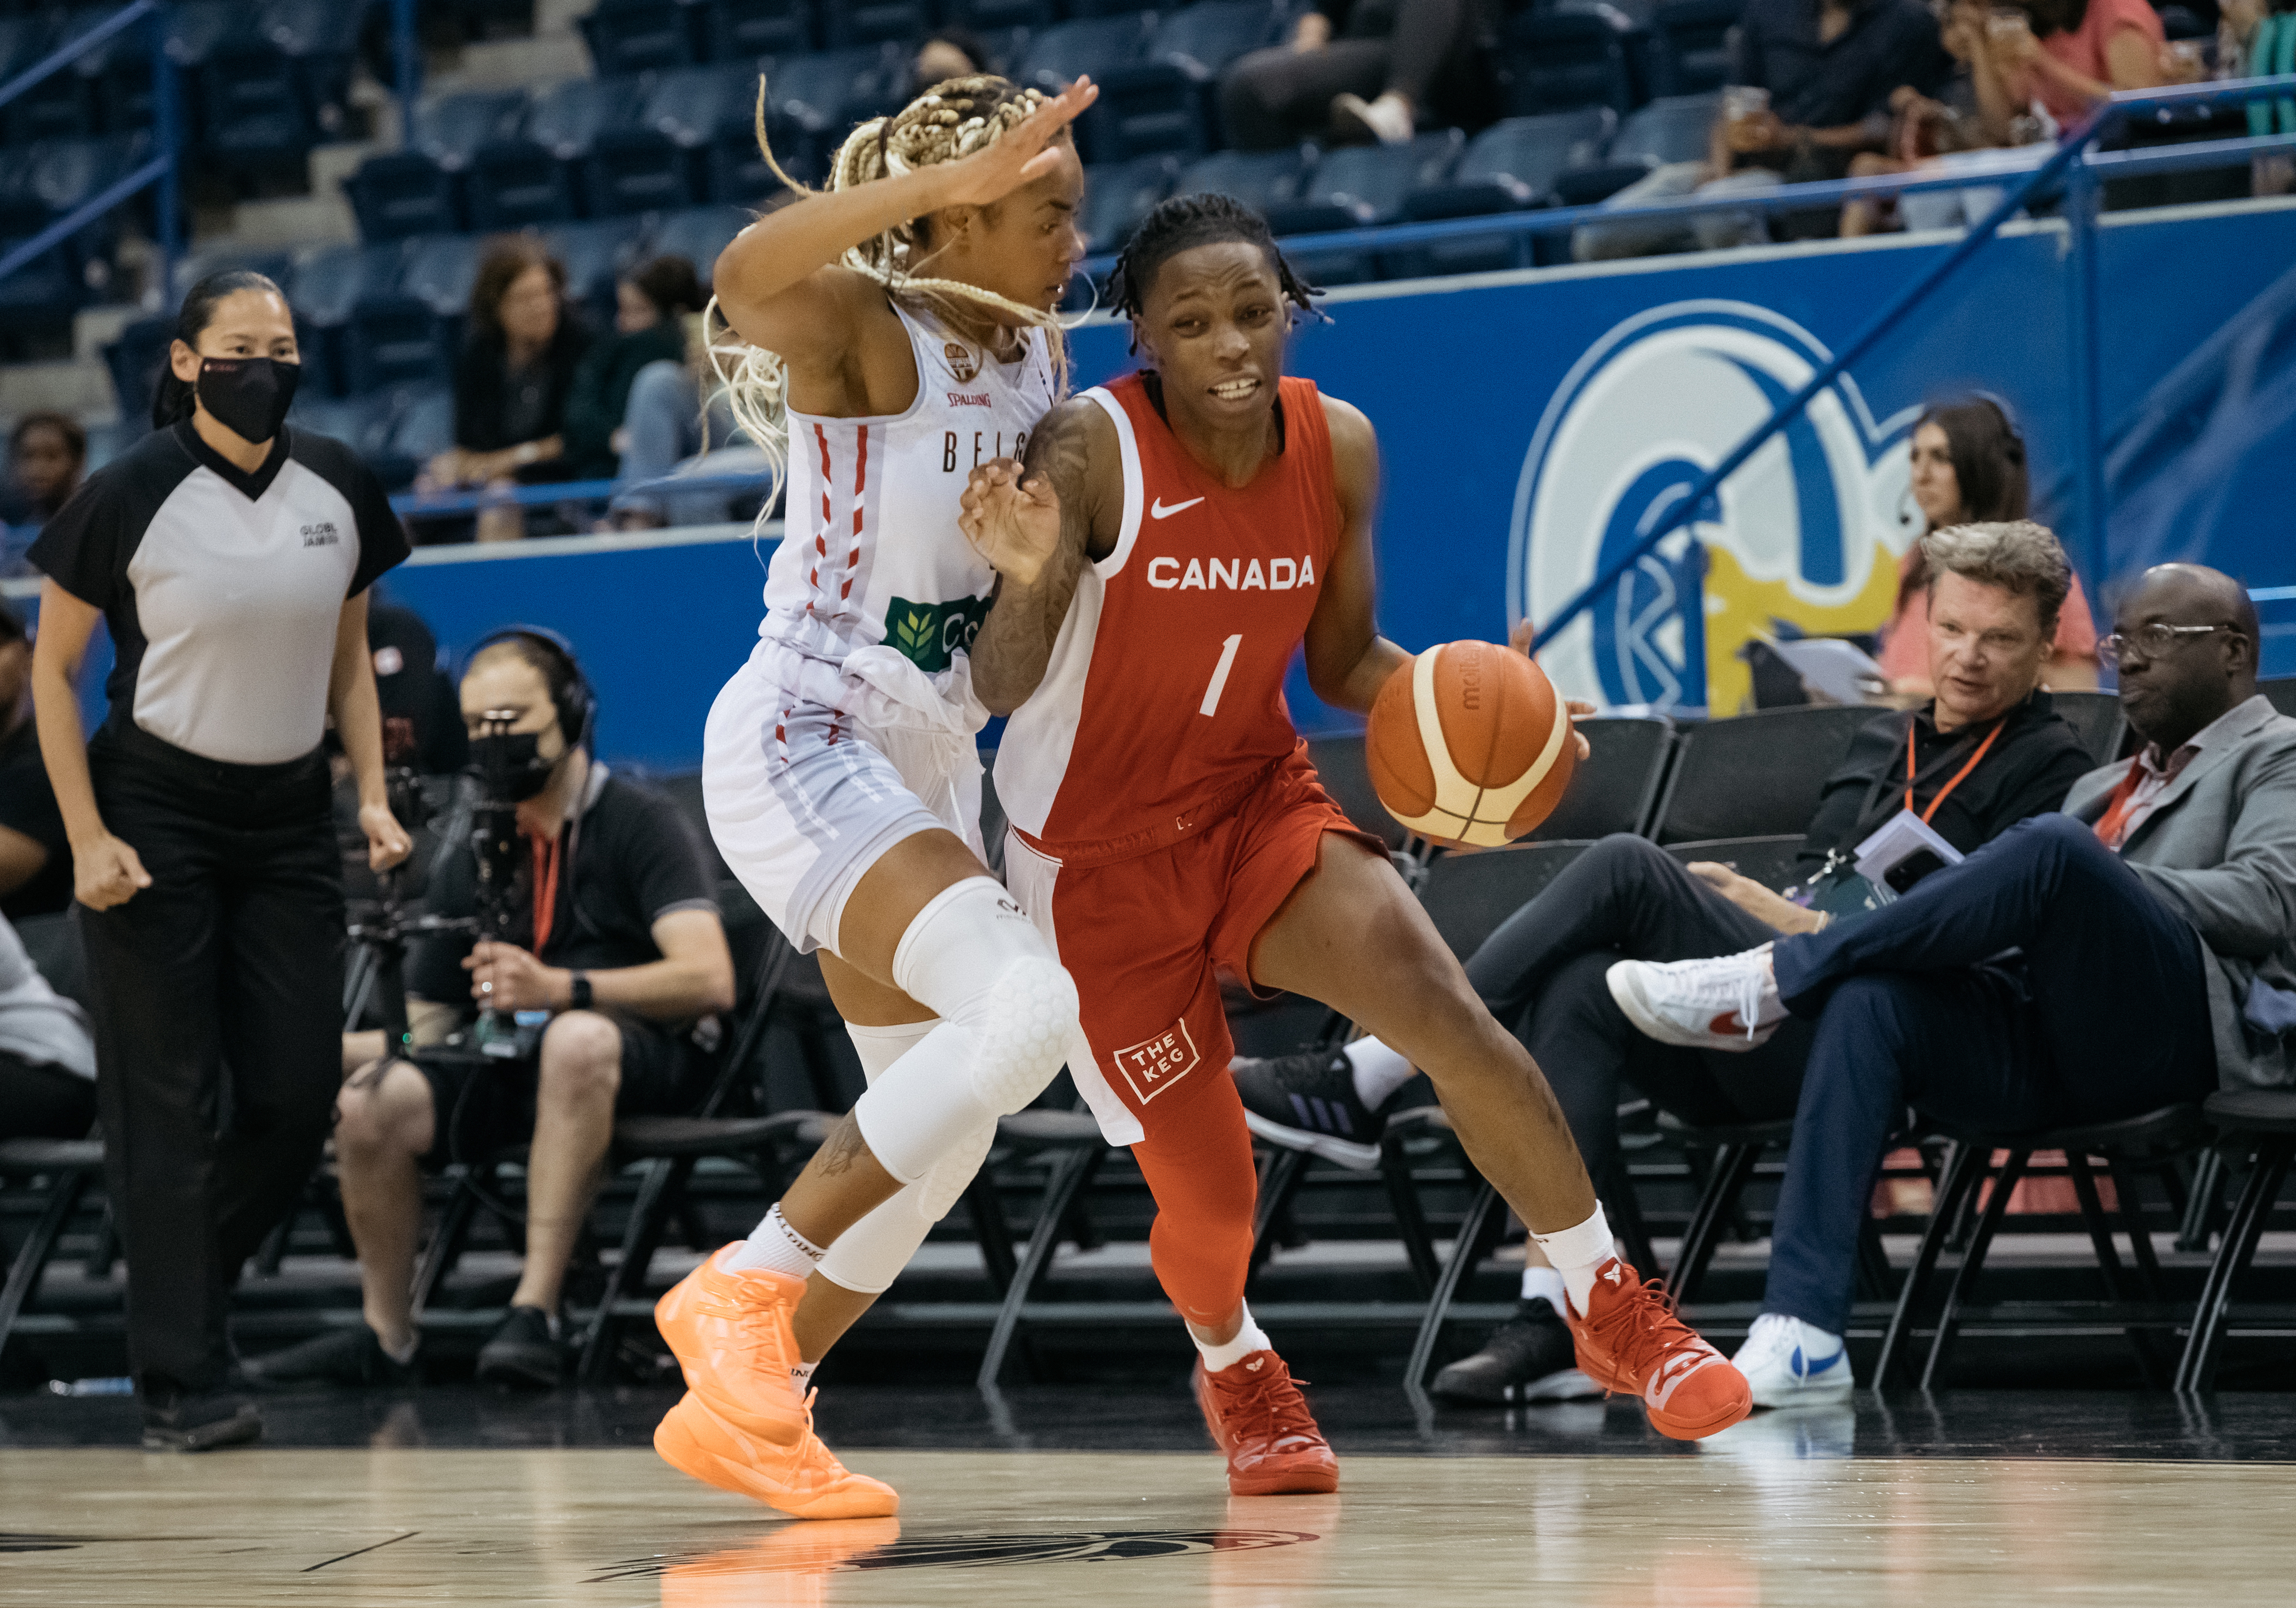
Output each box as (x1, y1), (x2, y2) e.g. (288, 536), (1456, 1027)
(653, 1245), (810, 1444)
(1564, 1257), (1752, 1440)
(1193, 1351), (1340, 1495)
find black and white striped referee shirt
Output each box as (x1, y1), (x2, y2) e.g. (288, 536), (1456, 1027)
(30, 422), (410, 765)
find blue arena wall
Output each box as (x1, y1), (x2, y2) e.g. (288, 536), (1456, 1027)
(24, 197), (2296, 773)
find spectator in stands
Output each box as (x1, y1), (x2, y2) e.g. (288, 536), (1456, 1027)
(1608, 563), (2296, 1405)
(913, 27), (995, 92)
(1232, 521), (2097, 1405)
(247, 631), (734, 1391)
(1986, 0), (2177, 129)
(1575, 0), (1953, 259)
(0, 907), (95, 1143)
(1219, 0), (1501, 151)
(0, 599), (70, 920)
(1, 412), (85, 532)
(1878, 397), (2099, 696)
(562, 255), (706, 490)
(2220, 0), (2294, 197)
(421, 239), (591, 542)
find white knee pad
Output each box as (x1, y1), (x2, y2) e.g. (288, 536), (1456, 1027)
(891, 877), (1078, 1116)
(817, 1117), (996, 1295)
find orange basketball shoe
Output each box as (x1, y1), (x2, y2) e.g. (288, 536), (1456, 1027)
(1564, 1257), (1752, 1440)
(654, 1245), (810, 1443)
(1193, 1351), (1340, 1496)
(655, 1389), (899, 1520)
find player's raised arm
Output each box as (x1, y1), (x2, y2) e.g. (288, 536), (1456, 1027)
(712, 78), (1097, 377)
(962, 397), (1117, 715)
(1301, 395), (1411, 713)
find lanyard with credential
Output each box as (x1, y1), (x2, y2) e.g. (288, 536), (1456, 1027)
(1904, 717), (2005, 825)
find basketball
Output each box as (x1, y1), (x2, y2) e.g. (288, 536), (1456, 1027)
(1364, 642), (1578, 847)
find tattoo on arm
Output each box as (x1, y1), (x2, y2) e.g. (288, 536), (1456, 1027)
(970, 401), (1100, 715)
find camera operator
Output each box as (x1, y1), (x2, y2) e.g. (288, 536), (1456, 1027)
(248, 629), (732, 1390)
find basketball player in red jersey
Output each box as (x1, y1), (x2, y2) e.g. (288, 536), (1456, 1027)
(959, 195), (1753, 1487)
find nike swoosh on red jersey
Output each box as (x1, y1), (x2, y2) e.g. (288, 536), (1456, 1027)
(1150, 496), (1206, 520)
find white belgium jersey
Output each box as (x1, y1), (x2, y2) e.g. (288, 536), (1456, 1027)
(753, 299), (1056, 712)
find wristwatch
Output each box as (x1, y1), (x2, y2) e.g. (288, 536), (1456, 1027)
(568, 972), (593, 1011)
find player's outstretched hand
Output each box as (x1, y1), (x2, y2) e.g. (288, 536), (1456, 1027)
(933, 78), (1099, 210)
(1510, 619), (1594, 762)
(960, 456), (1061, 586)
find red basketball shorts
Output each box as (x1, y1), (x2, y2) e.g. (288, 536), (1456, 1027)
(1003, 749), (1383, 1325)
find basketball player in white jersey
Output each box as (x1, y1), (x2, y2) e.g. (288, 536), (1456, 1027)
(646, 74), (1100, 1519)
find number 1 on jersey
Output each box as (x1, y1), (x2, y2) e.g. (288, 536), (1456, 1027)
(1199, 634), (1243, 717)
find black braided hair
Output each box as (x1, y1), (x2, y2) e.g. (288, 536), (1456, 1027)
(1106, 193), (1323, 334)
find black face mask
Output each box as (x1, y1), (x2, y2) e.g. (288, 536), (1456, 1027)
(195, 357), (300, 444)
(469, 731), (558, 802)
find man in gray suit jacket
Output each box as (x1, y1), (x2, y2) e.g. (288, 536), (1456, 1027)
(1602, 563), (2296, 1405)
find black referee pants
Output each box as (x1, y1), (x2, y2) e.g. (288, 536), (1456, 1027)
(79, 724), (345, 1396)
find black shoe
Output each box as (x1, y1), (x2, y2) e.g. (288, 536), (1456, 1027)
(141, 1389), (264, 1452)
(1231, 1050), (1385, 1169)
(476, 1306), (563, 1389)
(243, 1326), (420, 1390)
(1430, 1299), (1605, 1405)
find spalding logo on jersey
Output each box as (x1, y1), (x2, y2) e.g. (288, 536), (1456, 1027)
(884, 594), (992, 674)
(1509, 301), (1918, 714)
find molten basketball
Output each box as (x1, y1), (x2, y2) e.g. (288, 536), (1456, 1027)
(1364, 642), (1577, 847)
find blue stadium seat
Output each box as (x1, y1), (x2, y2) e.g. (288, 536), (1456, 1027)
(944, 0), (1060, 32)
(1092, 1), (1281, 161)
(580, 0), (703, 76)
(466, 77), (649, 229)
(1079, 153), (1179, 254)
(78, 1), (235, 142)
(705, 0), (819, 61)
(378, 383), (458, 491)
(1404, 107), (1618, 218)
(651, 204), (756, 289)
(285, 241), (408, 397)
(199, 0), (365, 160)
(103, 312), (175, 428)
(1498, 9), (1638, 118)
(540, 217), (650, 326)
(765, 46), (908, 182)
(343, 90), (530, 239)
(340, 234), (483, 395)
(1647, 0), (1741, 97)
(168, 244), (295, 305)
(0, 238), (83, 333)
(1267, 132), (1461, 233)
(27, 131), (159, 303)
(823, 0), (935, 49)
(288, 387), (405, 462)
(1066, 0), (1165, 16)
(1, 10), (99, 147)
(83, 418), (145, 473)
(1609, 90), (1719, 166)
(1018, 16), (1152, 158)
(1174, 149), (1312, 216)
(585, 63), (761, 216)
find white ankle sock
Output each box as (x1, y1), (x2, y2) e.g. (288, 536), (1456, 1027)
(1519, 1265), (1567, 1310)
(1530, 1205), (1618, 1316)
(725, 1204), (827, 1279)
(1344, 1038), (1416, 1110)
(1193, 1305), (1273, 1373)
(791, 1360), (818, 1390)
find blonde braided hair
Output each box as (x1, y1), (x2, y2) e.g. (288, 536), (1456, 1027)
(707, 74), (1076, 513)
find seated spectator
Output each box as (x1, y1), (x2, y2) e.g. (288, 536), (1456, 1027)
(1219, 0), (1501, 152)
(1988, 0), (2175, 129)
(420, 239), (592, 542)
(1231, 520), (2097, 1404)
(913, 26), (995, 92)
(2221, 0), (2294, 197)
(1575, 0), (1951, 260)
(1877, 397), (2099, 696)
(247, 631), (734, 1390)
(0, 600), (70, 920)
(608, 311), (767, 530)
(0, 412), (87, 574)
(0, 906), (96, 1143)
(1605, 563), (2296, 1405)
(562, 255), (706, 486)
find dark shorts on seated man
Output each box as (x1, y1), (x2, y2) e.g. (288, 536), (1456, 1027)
(410, 1007), (710, 1168)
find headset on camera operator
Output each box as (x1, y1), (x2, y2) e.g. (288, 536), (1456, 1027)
(256, 628), (733, 1392)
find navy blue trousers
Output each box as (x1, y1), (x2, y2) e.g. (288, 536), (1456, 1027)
(1762, 814), (2216, 1335)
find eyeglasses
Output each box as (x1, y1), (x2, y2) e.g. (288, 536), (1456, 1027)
(2097, 622), (2234, 666)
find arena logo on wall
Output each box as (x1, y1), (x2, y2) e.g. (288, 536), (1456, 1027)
(1510, 300), (1921, 714)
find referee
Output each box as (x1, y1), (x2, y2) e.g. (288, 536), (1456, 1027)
(28, 270), (413, 1451)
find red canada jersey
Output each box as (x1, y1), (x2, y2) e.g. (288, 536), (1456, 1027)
(995, 371), (1342, 863)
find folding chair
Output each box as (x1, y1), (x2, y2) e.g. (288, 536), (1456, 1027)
(1874, 1103), (2207, 1390)
(0, 1138), (104, 1358)
(2175, 1089), (2296, 1391)
(1648, 706), (1873, 845)
(972, 1104), (1116, 1389)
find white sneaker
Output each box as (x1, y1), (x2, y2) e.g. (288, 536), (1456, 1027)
(1732, 1313), (1854, 1407)
(1605, 946), (1785, 1051)
(1331, 91), (1414, 146)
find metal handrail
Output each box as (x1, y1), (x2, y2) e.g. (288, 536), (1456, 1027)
(0, 0), (157, 114)
(1525, 73), (2296, 658)
(388, 467), (778, 520)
